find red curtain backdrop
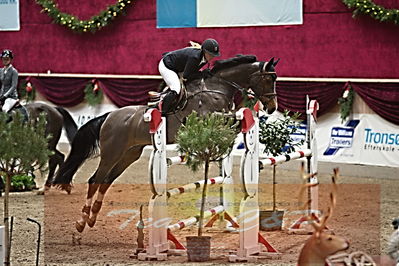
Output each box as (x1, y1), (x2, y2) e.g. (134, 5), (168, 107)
(20, 77), (399, 125)
(276, 82), (345, 118)
(25, 77), (161, 107)
(1, 0), (399, 78)
(351, 83), (399, 125)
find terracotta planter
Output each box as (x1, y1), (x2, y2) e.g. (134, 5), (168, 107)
(186, 236), (211, 262)
(259, 210), (284, 231)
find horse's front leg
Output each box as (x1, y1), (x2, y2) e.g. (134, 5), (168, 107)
(76, 181), (99, 233)
(37, 150), (65, 195)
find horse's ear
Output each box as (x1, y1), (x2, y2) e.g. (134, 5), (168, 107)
(273, 58), (280, 67)
(264, 57), (275, 72)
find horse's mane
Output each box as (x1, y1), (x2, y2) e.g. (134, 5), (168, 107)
(211, 54), (257, 74)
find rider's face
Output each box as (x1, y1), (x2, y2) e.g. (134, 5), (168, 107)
(204, 52), (215, 62)
(2, 57), (11, 67)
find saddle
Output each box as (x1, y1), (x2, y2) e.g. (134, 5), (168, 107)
(0, 99), (29, 123)
(148, 81), (188, 114)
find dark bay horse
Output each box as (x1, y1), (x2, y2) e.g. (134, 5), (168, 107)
(0, 102), (77, 193)
(25, 102), (78, 192)
(52, 55), (279, 233)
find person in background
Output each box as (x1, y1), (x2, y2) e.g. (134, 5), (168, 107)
(387, 217), (399, 264)
(158, 38), (220, 115)
(0, 49), (19, 113)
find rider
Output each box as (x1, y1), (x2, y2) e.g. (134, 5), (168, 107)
(158, 38), (221, 115)
(0, 49), (19, 113)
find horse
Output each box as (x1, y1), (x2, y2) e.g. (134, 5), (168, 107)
(0, 101), (77, 193)
(52, 55), (279, 233)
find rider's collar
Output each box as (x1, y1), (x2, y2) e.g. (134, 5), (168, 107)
(199, 56), (206, 65)
(3, 64), (12, 74)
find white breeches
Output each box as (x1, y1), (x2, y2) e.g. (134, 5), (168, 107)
(158, 59), (181, 94)
(2, 98), (19, 113)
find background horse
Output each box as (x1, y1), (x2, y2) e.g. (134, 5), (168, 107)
(52, 55), (279, 232)
(0, 102), (77, 193)
(26, 102), (78, 193)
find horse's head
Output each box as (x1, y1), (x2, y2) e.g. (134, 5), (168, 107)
(248, 57), (279, 114)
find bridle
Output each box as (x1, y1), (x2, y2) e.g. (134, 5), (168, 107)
(248, 71), (278, 104)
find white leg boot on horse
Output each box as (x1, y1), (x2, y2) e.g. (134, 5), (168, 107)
(76, 146), (145, 232)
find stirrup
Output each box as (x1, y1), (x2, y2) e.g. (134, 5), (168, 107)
(147, 100), (160, 108)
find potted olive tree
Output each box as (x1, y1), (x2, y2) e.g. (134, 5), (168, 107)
(176, 111), (237, 262)
(0, 112), (51, 264)
(258, 111), (303, 231)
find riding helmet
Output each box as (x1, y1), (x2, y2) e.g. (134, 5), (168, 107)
(201, 39), (220, 57)
(1, 50), (13, 59)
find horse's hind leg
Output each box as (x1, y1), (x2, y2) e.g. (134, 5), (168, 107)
(87, 146), (144, 228)
(75, 171), (100, 233)
(75, 145), (126, 232)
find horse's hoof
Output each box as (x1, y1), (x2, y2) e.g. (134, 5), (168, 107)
(65, 186), (72, 194)
(75, 221), (85, 233)
(87, 217), (96, 228)
(36, 189), (45, 195)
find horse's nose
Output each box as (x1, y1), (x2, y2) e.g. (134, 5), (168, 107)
(266, 98), (277, 114)
(267, 106), (276, 114)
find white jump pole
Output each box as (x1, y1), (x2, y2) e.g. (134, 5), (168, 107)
(229, 108), (279, 262)
(289, 95), (320, 230)
(138, 108), (169, 261)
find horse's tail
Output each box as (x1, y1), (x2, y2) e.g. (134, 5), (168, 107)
(55, 106), (78, 144)
(52, 112), (110, 186)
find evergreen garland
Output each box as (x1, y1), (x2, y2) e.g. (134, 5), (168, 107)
(18, 79), (36, 102)
(84, 80), (103, 106)
(342, 0), (399, 25)
(338, 84), (354, 123)
(242, 89), (258, 110)
(36, 0), (133, 33)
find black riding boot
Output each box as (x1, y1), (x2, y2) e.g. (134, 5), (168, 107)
(161, 90), (178, 115)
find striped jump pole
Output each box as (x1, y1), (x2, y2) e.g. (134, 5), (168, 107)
(259, 149), (311, 167)
(165, 205), (239, 250)
(166, 155), (186, 166)
(165, 156), (236, 250)
(167, 176), (224, 198)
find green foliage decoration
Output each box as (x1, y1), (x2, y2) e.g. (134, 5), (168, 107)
(342, 0), (399, 25)
(177, 112), (238, 173)
(259, 111), (304, 156)
(242, 90), (258, 110)
(0, 112), (52, 178)
(6, 175), (36, 192)
(338, 84), (354, 123)
(84, 80), (103, 106)
(35, 0), (133, 33)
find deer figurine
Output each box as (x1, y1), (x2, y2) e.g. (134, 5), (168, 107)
(297, 168), (350, 266)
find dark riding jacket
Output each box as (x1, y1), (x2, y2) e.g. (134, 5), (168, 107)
(162, 47), (207, 81)
(0, 65), (19, 100)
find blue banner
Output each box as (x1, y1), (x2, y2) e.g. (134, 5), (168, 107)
(157, 0), (303, 28)
(0, 0), (20, 31)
